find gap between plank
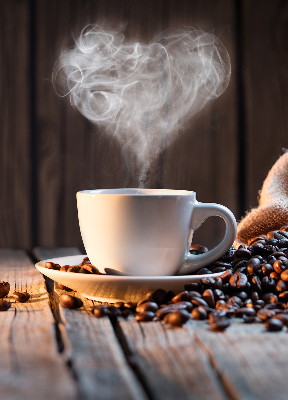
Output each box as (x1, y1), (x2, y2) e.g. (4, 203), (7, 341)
(194, 331), (242, 400)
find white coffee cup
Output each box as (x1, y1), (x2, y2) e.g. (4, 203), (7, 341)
(76, 189), (237, 276)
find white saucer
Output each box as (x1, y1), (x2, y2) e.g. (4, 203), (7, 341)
(35, 255), (222, 303)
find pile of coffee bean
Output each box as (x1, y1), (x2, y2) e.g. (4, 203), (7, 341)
(0, 281), (30, 310)
(87, 226), (288, 332)
(45, 257), (102, 275)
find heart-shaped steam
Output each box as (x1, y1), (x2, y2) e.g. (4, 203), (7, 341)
(53, 25), (231, 186)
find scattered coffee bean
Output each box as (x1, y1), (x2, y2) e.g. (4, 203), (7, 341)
(136, 301), (158, 313)
(163, 310), (190, 326)
(61, 294), (83, 309)
(12, 291), (30, 303)
(265, 318), (283, 331)
(0, 282), (10, 298)
(210, 318), (230, 331)
(135, 311), (155, 322)
(0, 299), (11, 311)
(192, 307), (207, 320)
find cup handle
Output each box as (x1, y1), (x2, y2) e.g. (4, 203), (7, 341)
(177, 201), (237, 275)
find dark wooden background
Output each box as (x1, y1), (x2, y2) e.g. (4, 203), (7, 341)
(1, 0), (288, 251)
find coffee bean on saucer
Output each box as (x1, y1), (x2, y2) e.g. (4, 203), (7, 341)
(0, 282), (10, 298)
(12, 291), (30, 303)
(61, 294), (83, 309)
(135, 311), (155, 322)
(163, 310), (190, 326)
(67, 266), (81, 273)
(45, 262), (61, 270)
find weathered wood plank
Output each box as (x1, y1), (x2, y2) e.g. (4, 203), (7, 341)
(0, 249), (77, 400)
(118, 316), (229, 400)
(187, 318), (288, 400)
(34, 247), (148, 400)
(0, 1), (32, 248)
(243, 0), (288, 212)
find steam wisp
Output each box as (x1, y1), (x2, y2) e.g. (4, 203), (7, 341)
(53, 25), (231, 186)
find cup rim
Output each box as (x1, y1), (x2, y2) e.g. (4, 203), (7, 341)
(77, 188), (195, 196)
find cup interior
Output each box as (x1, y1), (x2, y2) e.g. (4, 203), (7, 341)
(79, 188), (193, 196)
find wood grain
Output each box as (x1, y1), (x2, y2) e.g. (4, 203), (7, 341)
(34, 246), (148, 400)
(0, 0), (31, 248)
(189, 319), (288, 400)
(0, 249), (77, 400)
(118, 316), (229, 400)
(243, 0), (288, 213)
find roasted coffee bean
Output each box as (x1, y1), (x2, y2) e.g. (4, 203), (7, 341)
(108, 306), (122, 318)
(163, 310), (190, 326)
(80, 257), (91, 265)
(277, 239), (288, 248)
(236, 291), (249, 301)
(262, 264), (273, 276)
(156, 307), (173, 319)
(215, 300), (226, 308)
(148, 289), (169, 304)
(196, 268), (212, 275)
(281, 270), (288, 281)
(80, 264), (101, 274)
(212, 266), (229, 273)
(265, 318), (283, 331)
(266, 238), (279, 246)
(235, 307), (256, 317)
(213, 289), (225, 301)
(273, 260), (286, 274)
(172, 291), (190, 303)
(266, 255), (277, 264)
(187, 291), (202, 299)
(262, 276), (276, 292)
(191, 306), (207, 320)
(261, 292), (275, 303)
(136, 301), (158, 313)
(92, 305), (110, 318)
(229, 272), (248, 290)
(257, 308), (276, 321)
(251, 291), (259, 302)
(202, 289), (215, 308)
(270, 272), (281, 280)
(210, 318), (230, 331)
(253, 300), (265, 310)
(216, 303), (237, 317)
(136, 311), (155, 322)
(269, 294), (278, 304)
(279, 291), (288, 302)
(253, 243), (267, 255)
(229, 296), (243, 307)
(12, 291), (30, 303)
(244, 299), (253, 308)
(232, 259), (248, 272)
(220, 269), (233, 283)
(248, 236), (266, 246)
(60, 265), (69, 272)
(236, 248), (251, 259)
(137, 298), (153, 306)
(0, 282), (10, 298)
(271, 313), (288, 325)
(190, 244), (208, 254)
(247, 261), (261, 275)
(114, 302), (124, 309)
(221, 283), (231, 294)
(61, 294), (83, 309)
(200, 277), (215, 289)
(213, 261), (232, 269)
(251, 276), (262, 292)
(209, 309), (228, 322)
(0, 299), (11, 311)
(45, 262), (61, 270)
(191, 298), (209, 308)
(124, 302), (137, 310)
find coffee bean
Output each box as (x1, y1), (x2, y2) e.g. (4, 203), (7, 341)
(270, 272), (281, 280)
(60, 265), (69, 272)
(0, 299), (11, 311)
(136, 301), (158, 313)
(91, 305), (110, 317)
(12, 291), (30, 303)
(243, 315), (256, 323)
(213, 289), (225, 301)
(192, 306), (207, 320)
(251, 276), (262, 292)
(257, 308), (276, 321)
(108, 306), (122, 318)
(0, 282), (10, 298)
(191, 298), (209, 308)
(45, 262), (61, 270)
(271, 313), (288, 326)
(235, 307), (256, 317)
(156, 307), (173, 319)
(251, 292), (259, 302)
(57, 283), (72, 291)
(220, 269), (233, 283)
(187, 291), (202, 299)
(262, 276), (276, 292)
(124, 302), (137, 310)
(172, 291), (190, 303)
(210, 318), (230, 331)
(236, 291), (249, 301)
(281, 270), (288, 281)
(230, 296), (243, 307)
(173, 301), (193, 312)
(163, 310), (190, 326)
(67, 266), (81, 273)
(190, 244), (208, 254)
(202, 289), (215, 308)
(265, 318), (283, 331)
(61, 294), (83, 309)
(229, 272), (248, 290)
(136, 311), (155, 322)
(200, 277), (215, 289)
(149, 289), (169, 305)
(262, 264), (273, 276)
(80, 264), (101, 274)
(196, 268), (212, 275)
(114, 302), (124, 309)
(279, 291), (288, 302)
(236, 248), (251, 258)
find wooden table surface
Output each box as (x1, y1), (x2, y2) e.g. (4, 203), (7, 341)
(2, 248), (288, 400)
